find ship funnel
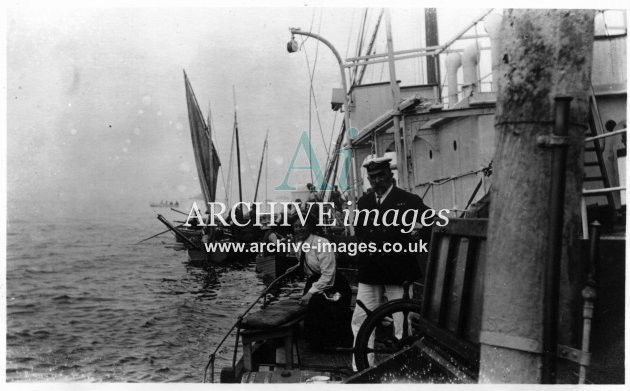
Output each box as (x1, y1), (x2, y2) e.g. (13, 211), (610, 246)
(446, 52), (462, 108)
(484, 13), (503, 92)
(462, 42), (480, 96)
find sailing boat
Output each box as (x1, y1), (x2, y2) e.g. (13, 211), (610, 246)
(183, 71), (229, 264)
(184, 71), (221, 210)
(158, 71), (230, 265)
(227, 88), (265, 246)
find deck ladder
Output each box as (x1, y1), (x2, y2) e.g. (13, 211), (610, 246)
(580, 86), (626, 238)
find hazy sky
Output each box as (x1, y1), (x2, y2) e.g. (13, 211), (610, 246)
(6, 4), (484, 215)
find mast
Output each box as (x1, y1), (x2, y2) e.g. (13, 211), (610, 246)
(253, 129), (269, 203)
(226, 120), (236, 206)
(264, 135), (269, 209)
(320, 9), (384, 200)
(385, 10), (408, 190)
(233, 86), (243, 203)
(208, 102), (229, 206)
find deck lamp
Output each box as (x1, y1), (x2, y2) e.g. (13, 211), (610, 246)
(286, 27), (357, 235)
(287, 34), (299, 53)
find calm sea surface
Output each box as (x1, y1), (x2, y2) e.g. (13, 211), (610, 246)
(6, 203), (265, 382)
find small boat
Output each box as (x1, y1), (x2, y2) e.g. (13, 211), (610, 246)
(158, 75), (264, 266)
(150, 201), (180, 208)
(156, 72), (225, 265)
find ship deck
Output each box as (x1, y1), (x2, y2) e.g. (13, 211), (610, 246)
(240, 337), (354, 383)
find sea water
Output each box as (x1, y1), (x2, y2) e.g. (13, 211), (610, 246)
(6, 201), (263, 382)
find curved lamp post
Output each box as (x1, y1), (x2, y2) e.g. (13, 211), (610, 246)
(287, 28), (356, 235)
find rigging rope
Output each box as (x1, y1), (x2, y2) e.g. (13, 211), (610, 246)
(240, 132), (255, 193)
(351, 9), (369, 85)
(321, 9), (383, 195)
(344, 9), (356, 59)
(356, 9), (384, 84)
(416, 161), (493, 187)
(299, 22), (329, 157)
(322, 111), (339, 179)
(307, 9), (317, 184)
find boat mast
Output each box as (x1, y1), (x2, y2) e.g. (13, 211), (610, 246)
(253, 129), (269, 203)
(233, 86), (244, 203)
(208, 103), (229, 206)
(264, 136), (269, 210)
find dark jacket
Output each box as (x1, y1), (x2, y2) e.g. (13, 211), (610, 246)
(355, 186), (431, 284)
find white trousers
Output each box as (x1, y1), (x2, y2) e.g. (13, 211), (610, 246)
(351, 283), (404, 370)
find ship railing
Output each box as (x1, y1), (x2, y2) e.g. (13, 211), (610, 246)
(585, 128), (627, 143)
(347, 9), (626, 107)
(581, 127), (626, 239)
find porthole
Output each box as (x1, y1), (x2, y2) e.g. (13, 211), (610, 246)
(605, 120), (617, 132)
(453, 140), (458, 150)
(429, 150), (433, 160)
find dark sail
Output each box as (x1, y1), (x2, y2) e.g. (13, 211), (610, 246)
(183, 71), (221, 205)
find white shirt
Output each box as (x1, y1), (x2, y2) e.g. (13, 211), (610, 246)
(297, 234), (336, 295)
(375, 184), (394, 204)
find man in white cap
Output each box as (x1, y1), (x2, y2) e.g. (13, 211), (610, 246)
(351, 156), (431, 369)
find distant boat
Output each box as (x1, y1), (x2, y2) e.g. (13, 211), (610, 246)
(150, 201), (180, 208)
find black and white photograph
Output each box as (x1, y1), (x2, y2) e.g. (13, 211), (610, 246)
(3, 0), (627, 385)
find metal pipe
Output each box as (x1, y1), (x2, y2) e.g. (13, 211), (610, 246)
(457, 34), (490, 40)
(581, 196), (589, 239)
(585, 128), (627, 142)
(483, 13), (503, 92)
(446, 52), (462, 107)
(542, 96), (572, 384)
(462, 42), (480, 95)
(434, 9), (493, 56)
(582, 186), (626, 195)
(289, 28), (356, 236)
(343, 46), (492, 69)
(433, 55), (442, 102)
(587, 222), (600, 287)
(346, 44), (444, 62)
(344, 9), (492, 63)
(579, 222), (600, 383)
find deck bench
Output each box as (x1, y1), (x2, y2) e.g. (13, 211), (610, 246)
(239, 299), (307, 372)
(347, 218), (489, 383)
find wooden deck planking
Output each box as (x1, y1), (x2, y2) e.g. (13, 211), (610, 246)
(295, 339), (354, 373)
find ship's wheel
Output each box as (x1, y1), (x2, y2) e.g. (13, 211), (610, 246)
(353, 298), (423, 371)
